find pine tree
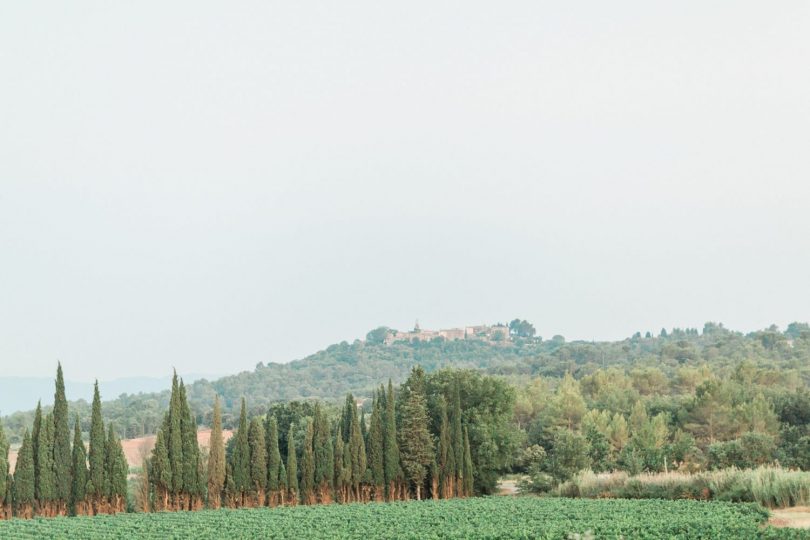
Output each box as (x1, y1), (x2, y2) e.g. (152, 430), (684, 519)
(13, 430), (35, 518)
(35, 413), (55, 516)
(150, 429), (171, 511)
(70, 417), (88, 516)
(462, 426), (474, 497)
(300, 417), (315, 505)
(230, 398), (250, 506)
(266, 416), (282, 506)
(53, 363), (72, 515)
(88, 381), (106, 513)
(248, 417), (267, 506)
(399, 367), (433, 500)
(207, 396), (225, 509)
(367, 391), (385, 500)
(437, 396), (455, 498)
(286, 424), (298, 505)
(105, 424), (128, 513)
(0, 420), (10, 518)
(383, 381), (400, 500)
(451, 381), (464, 496)
(313, 404), (334, 504)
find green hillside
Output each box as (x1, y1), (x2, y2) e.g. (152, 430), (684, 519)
(3, 322), (809, 445)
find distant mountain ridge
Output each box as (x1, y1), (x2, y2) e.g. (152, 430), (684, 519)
(0, 373), (218, 416)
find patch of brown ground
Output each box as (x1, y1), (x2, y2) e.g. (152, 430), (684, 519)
(769, 507), (810, 529)
(8, 428), (234, 472)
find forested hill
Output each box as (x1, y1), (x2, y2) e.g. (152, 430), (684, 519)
(3, 322), (809, 444)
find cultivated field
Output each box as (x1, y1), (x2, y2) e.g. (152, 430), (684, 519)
(1, 497), (807, 539)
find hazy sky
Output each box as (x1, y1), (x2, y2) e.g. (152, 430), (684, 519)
(2, 2), (809, 381)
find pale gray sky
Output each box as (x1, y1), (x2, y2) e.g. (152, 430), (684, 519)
(1, 1), (809, 380)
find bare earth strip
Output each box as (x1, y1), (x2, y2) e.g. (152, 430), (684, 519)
(770, 507), (810, 529)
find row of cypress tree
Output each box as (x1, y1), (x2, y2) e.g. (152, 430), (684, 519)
(146, 366), (474, 512)
(0, 365), (128, 520)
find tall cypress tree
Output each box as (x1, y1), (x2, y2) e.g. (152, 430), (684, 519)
(87, 381), (106, 512)
(179, 381), (200, 509)
(399, 367), (432, 500)
(383, 380), (400, 500)
(347, 396), (367, 501)
(52, 363), (72, 515)
(31, 401), (41, 500)
(70, 417), (88, 515)
(105, 424), (128, 512)
(462, 426), (474, 497)
(367, 391), (385, 500)
(150, 429), (171, 511)
(248, 418), (267, 506)
(230, 398), (250, 505)
(437, 396), (454, 498)
(300, 417), (315, 505)
(286, 424), (298, 505)
(313, 404), (333, 504)
(168, 373), (184, 504)
(451, 381), (464, 496)
(36, 413), (55, 515)
(207, 396), (225, 509)
(266, 416), (282, 506)
(333, 433), (347, 503)
(13, 430), (35, 518)
(0, 419), (9, 517)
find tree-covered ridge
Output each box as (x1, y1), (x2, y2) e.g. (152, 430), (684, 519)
(3, 322), (809, 445)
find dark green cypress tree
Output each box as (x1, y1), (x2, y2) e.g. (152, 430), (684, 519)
(333, 433), (346, 503)
(207, 396), (225, 509)
(451, 380), (464, 496)
(88, 381), (106, 509)
(340, 395), (354, 443)
(248, 418), (267, 505)
(437, 396), (454, 498)
(105, 424), (128, 512)
(313, 404), (334, 503)
(367, 391), (385, 499)
(462, 426), (474, 496)
(347, 396), (367, 501)
(35, 413), (55, 515)
(53, 363), (72, 514)
(13, 430), (35, 517)
(266, 416), (281, 505)
(230, 398), (250, 505)
(300, 417), (315, 504)
(360, 409), (368, 445)
(150, 429), (171, 510)
(399, 367), (433, 500)
(31, 401), (41, 499)
(277, 458), (287, 505)
(383, 380), (400, 500)
(179, 381), (201, 508)
(70, 417), (88, 515)
(0, 419), (9, 516)
(168, 373), (184, 502)
(286, 424), (298, 505)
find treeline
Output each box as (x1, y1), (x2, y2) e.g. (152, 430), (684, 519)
(514, 355), (810, 493)
(139, 366), (512, 513)
(0, 365), (127, 520)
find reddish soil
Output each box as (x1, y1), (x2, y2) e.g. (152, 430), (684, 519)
(8, 428), (234, 471)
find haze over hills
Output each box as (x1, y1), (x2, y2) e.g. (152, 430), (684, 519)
(0, 373), (220, 416)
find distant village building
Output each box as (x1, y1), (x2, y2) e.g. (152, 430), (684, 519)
(382, 321), (511, 345)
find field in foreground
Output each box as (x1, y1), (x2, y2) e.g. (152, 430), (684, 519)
(1, 497), (809, 539)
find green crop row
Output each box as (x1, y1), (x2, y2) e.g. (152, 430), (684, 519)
(0, 497), (807, 539)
